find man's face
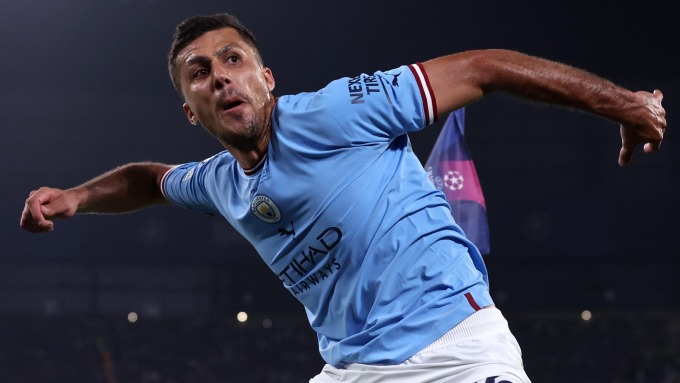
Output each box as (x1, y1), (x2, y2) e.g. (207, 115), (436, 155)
(177, 28), (275, 149)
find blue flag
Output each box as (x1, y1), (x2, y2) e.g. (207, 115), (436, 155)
(424, 108), (490, 254)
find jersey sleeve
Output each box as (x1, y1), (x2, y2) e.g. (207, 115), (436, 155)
(160, 157), (221, 216)
(279, 63), (437, 144)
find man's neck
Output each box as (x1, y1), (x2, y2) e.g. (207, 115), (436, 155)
(228, 97), (275, 173)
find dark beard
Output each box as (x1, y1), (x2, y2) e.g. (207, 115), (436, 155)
(218, 106), (270, 152)
(213, 89), (257, 149)
(220, 119), (261, 150)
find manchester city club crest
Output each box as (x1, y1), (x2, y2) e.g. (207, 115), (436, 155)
(251, 195), (281, 223)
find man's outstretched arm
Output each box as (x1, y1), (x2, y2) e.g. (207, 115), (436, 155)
(20, 162), (173, 233)
(422, 49), (666, 166)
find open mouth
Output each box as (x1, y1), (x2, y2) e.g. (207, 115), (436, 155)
(224, 100), (244, 111)
(218, 93), (247, 114)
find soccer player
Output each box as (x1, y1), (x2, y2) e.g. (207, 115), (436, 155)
(20, 13), (666, 382)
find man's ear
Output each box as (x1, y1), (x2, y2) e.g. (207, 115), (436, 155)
(263, 67), (275, 92)
(183, 103), (199, 125)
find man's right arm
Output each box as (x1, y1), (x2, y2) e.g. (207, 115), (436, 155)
(20, 162), (173, 233)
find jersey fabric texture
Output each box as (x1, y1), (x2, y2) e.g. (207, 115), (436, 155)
(161, 64), (494, 367)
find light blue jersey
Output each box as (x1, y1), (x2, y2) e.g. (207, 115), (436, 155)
(161, 64), (493, 366)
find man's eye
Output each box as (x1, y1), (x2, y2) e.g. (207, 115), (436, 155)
(227, 55), (240, 64)
(193, 68), (208, 78)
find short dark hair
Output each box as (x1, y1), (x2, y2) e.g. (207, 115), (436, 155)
(167, 13), (261, 98)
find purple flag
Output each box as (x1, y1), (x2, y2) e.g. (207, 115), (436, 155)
(425, 108), (490, 254)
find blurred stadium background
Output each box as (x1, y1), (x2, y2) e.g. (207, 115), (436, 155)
(1, 0), (678, 381)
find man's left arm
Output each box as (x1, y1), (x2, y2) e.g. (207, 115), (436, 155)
(422, 49), (666, 166)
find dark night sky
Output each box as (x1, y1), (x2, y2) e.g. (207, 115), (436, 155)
(1, 0), (678, 269)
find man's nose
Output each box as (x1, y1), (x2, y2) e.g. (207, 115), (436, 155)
(212, 63), (232, 90)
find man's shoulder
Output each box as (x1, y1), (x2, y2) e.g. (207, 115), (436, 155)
(169, 151), (235, 178)
(274, 69), (402, 117)
(198, 150), (234, 166)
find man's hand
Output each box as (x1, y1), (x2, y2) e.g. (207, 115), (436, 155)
(618, 90), (666, 167)
(20, 187), (82, 233)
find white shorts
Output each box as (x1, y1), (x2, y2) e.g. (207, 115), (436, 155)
(310, 308), (531, 383)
